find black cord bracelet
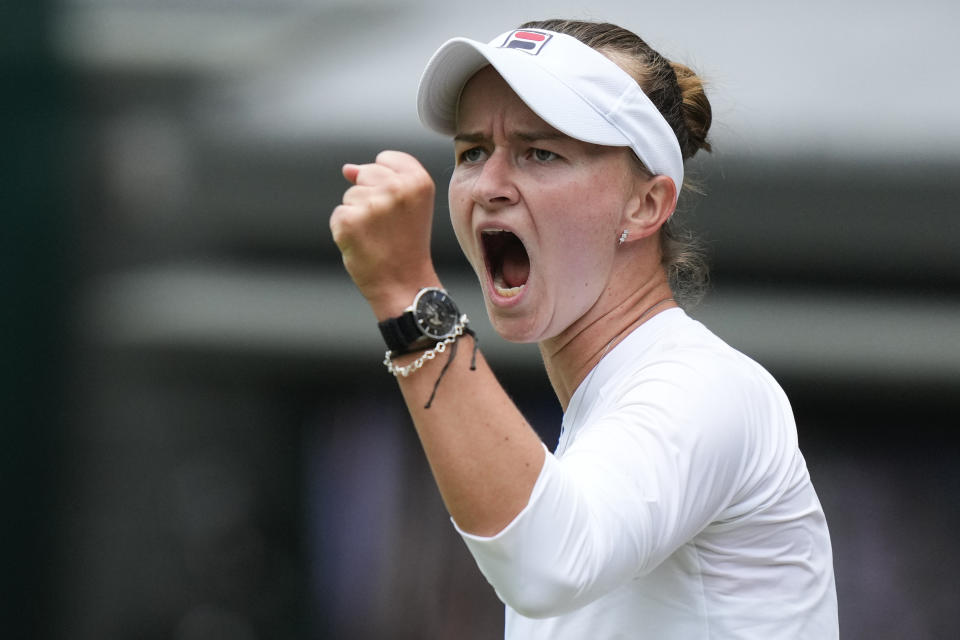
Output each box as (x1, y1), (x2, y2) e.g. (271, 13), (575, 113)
(423, 327), (478, 409)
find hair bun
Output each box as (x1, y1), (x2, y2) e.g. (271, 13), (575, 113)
(669, 61), (712, 158)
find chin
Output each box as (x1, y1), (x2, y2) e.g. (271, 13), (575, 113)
(484, 301), (545, 344)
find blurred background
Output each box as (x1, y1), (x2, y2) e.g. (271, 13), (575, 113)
(4, 0), (959, 638)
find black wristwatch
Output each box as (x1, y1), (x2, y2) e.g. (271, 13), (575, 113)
(378, 287), (463, 355)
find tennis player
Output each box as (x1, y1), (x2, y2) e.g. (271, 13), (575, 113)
(330, 18), (838, 639)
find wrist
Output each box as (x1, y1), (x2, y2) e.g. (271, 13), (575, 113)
(373, 284), (478, 409)
(366, 277), (442, 321)
(377, 285), (464, 355)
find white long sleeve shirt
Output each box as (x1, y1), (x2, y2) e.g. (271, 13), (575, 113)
(456, 308), (838, 639)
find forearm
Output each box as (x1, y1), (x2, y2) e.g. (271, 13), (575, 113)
(390, 335), (545, 537)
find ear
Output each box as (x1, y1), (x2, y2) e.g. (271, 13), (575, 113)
(620, 175), (677, 242)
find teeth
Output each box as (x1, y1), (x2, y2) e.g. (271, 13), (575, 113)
(494, 282), (524, 297)
(493, 272), (524, 297)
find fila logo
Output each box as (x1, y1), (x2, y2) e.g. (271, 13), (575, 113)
(499, 30), (552, 55)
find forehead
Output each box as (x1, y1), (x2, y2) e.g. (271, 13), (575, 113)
(455, 66), (559, 134)
(453, 65), (637, 168)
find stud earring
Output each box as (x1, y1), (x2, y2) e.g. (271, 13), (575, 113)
(618, 230), (629, 246)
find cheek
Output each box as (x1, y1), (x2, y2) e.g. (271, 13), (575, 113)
(539, 184), (620, 251)
(536, 184), (621, 287)
(447, 178), (475, 255)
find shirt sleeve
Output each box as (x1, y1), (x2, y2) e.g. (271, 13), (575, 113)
(455, 355), (766, 618)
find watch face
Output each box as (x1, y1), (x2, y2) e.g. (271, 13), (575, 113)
(413, 288), (460, 340)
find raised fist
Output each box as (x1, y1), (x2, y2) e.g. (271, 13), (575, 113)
(330, 150), (440, 319)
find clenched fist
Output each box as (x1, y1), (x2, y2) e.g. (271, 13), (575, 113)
(330, 150), (442, 320)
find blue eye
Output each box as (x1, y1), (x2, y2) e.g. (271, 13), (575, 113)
(532, 148), (558, 162)
(460, 147), (486, 163)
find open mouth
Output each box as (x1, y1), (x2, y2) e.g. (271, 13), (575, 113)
(481, 229), (530, 298)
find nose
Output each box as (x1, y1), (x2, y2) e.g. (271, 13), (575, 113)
(471, 150), (519, 209)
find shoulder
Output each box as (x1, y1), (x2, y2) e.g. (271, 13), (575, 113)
(609, 311), (785, 412)
(591, 311), (798, 466)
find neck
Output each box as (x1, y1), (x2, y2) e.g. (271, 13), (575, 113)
(539, 270), (676, 411)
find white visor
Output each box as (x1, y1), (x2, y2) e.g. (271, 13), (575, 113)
(417, 28), (684, 198)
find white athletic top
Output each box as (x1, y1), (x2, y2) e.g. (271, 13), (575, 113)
(456, 308), (838, 639)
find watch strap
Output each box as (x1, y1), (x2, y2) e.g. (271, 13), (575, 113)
(378, 312), (426, 354)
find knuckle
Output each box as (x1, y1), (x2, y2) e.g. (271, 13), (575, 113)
(329, 208), (351, 237)
(381, 177), (406, 199)
(330, 204), (348, 228)
(415, 173), (436, 197)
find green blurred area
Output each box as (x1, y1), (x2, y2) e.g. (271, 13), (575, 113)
(1, 1), (65, 635)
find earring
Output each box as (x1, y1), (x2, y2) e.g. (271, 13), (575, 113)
(618, 230), (629, 246)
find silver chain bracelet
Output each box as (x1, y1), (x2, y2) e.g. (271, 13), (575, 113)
(383, 314), (469, 378)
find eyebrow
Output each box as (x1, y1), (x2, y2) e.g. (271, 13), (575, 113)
(453, 132), (486, 144)
(453, 130), (570, 144)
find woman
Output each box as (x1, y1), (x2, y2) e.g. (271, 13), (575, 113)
(331, 19), (838, 639)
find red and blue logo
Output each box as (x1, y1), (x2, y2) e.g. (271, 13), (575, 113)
(499, 30), (552, 55)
